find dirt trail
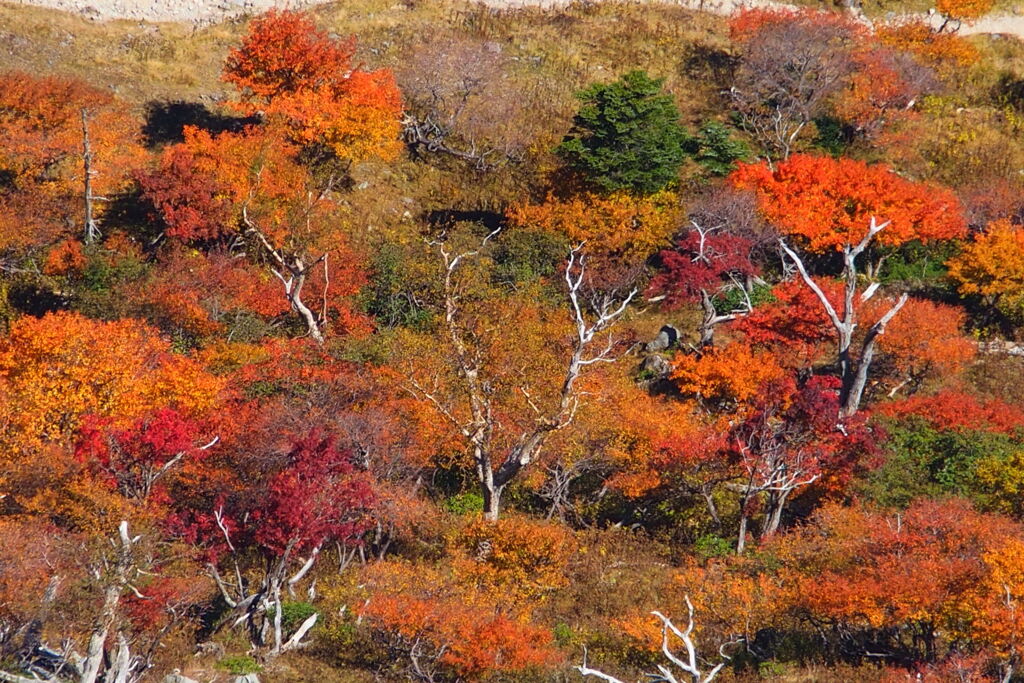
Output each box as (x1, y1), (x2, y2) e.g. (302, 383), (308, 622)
(6, 0), (1024, 37)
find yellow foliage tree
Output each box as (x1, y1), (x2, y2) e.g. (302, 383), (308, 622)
(507, 190), (681, 261)
(0, 312), (222, 453)
(948, 220), (1024, 321)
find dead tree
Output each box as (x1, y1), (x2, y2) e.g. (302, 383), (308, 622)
(80, 109), (104, 245)
(780, 217), (908, 418)
(728, 15), (858, 163)
(577, 597), (738, 683)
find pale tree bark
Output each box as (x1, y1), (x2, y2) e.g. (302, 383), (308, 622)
(242, 206), (329, 345)
(681, 218), (761, 348)
(80, 109), (104, 245)
(206, 513), (323, 655)
(733, 448), (819, 555)
(779, 217), (909, 419)
(79, 522), (143, 683)
(577, 597), (739, 683)
(411, 237), (636, 521)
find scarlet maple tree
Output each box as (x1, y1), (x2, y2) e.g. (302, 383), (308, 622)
(650, 195), (762, 346)
(175, 430), (375, 652)
(74, 408), (211, 504)
(729, 375), (877, 551)
(875, 390), (1024, 434)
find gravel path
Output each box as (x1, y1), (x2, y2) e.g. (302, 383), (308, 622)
(6, 0), (1024, 37)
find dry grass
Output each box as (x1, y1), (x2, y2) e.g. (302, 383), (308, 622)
(0, 0), (732, 123)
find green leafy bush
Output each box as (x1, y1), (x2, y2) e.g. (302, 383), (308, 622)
(218, 655), (262, 675)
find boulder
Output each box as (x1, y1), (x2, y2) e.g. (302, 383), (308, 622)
(645, 325), (679, 353)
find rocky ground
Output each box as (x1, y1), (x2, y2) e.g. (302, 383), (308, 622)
(5, 0), (323, 23)
(6, 0), (1024, 37)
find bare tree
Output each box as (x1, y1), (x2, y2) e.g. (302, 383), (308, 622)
(780, 217), (908, 418)
(80, 109), (104, 245)
(728, 14), (859, 163)
(577, 598), (739, 683)
(396, 35), (551, 171)
(731, 402), (822, 554)
(206, 508), (322, 655)
(409, 232), (637, 520)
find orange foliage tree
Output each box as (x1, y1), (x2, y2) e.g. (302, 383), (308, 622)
(223, 9), (402, 164)
(732, 154), (966, 417)
(401, 234), (638, 520)
(139, 125), (370, 343)
(356, 560), (563, 680)
(0, 311), (221, 454)
(508, 190), (680, 265)
(876, 21), (979, 71)
(671, 344), (785, 414)
(832, 48), (934, 140)
(772, 499), (1024, 678)
(731, 154), (965, 256)
(934, 0), (994, 30)
(872, 297), (975, 395)
(0, 72), (146, 249)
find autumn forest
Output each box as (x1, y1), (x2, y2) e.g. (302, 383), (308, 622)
(3, 0), (1024, 680)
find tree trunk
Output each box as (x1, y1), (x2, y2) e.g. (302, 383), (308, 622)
(79, 584), (119, 683)
(736, 509), (749, 555)
(482, 484), (502, 522)
(760, 489), (790, 539)
(284, 261), (324, 345)
(80, 109), (100, 245)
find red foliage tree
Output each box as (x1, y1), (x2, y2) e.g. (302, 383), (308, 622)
(74, 408), (213, 504)
(875, 390), (1024, 434)
(729, 374), (878, 551)
(175, 430), (375, 652)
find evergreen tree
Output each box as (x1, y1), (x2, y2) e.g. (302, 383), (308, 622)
(556, 70), (686, 195)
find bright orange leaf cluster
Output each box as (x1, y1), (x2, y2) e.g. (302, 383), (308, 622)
(223, 9), (402, 163)
(731, 154), (966, 252)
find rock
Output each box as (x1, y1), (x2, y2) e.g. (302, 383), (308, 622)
(640, 353), (670, 379)
(194, 641), (225, 657)
(162, 673), (200, 683)
(645, 325), (679, 353)
(233, 675), (261, 683)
